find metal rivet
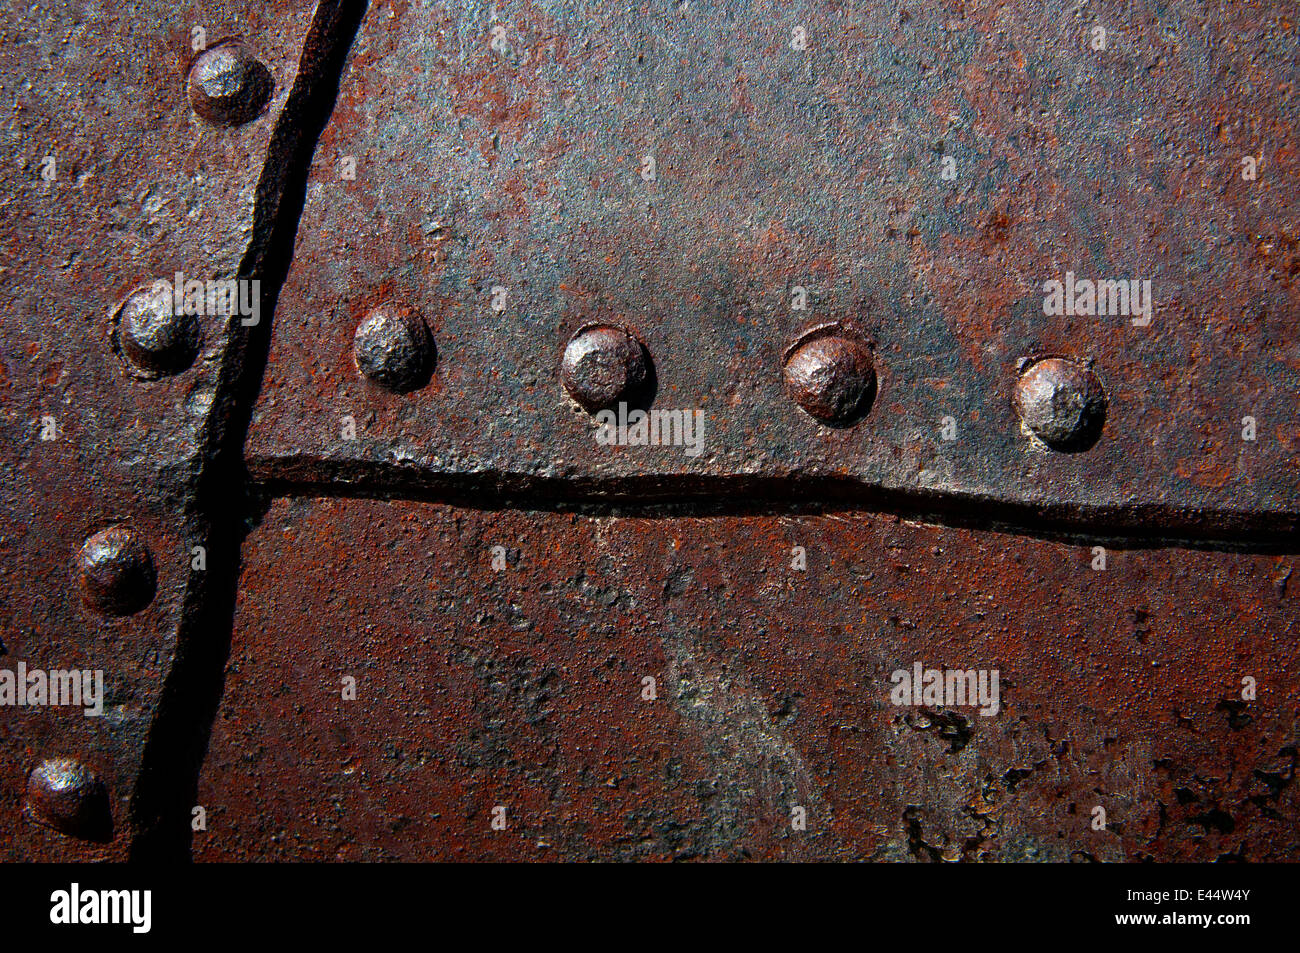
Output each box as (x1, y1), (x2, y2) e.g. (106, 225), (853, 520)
(1013, 357), (1106, 451)
(782, 326), (876, 424)
(352, 306), (435, 392)
(561, 325), (649, 412)
(113, 282), (201, 378)
(75, 526), (156, 617)
(187, 43), (273, 127)
(25, 758), (111, 841)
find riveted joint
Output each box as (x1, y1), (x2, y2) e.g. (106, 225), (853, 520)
(1013, 356), (1107, 452)
(25, 758), (112, 841)
(561, 324), (650, 412)
(187, 41), (273, 127)
(111, 282), (201, 378)
(75, 526), (156, 617)
(352, 305), (435, 393)
(782, 323), (877, 425)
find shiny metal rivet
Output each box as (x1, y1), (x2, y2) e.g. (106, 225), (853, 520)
(113, 282), (201, 378)
(352, 305), (435, 392)
(75, 526), (156, 617)
(25, 758), (111, 841)
(561, 325), (649, 412)
(187, 43), (273, 127)
(1013, 356), (1107, 451)
(782, 326), (876, 424)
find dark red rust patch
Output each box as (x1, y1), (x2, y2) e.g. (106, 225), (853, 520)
(194, 497), (1299, 861)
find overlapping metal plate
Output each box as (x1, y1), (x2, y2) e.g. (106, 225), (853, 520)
(247, 0), (1299, 538)
(0, 0), (348, 859)
(196, 498), (1297, 860)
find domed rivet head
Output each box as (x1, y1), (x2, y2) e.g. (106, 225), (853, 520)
(187, 42), (273, 127)
(1013, 356), (1107, 451)
(352, 305), (435, 393)
(782, 326), (877, 424)
(561, 325), (649, 412)
(75, 526), (156, 617)
(112, 282), (201, 378)
(25, 758), (112, 841)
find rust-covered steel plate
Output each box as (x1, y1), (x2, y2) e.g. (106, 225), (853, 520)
(195, 497), (1297, 861)
(3, 0), (1298, 867)
(0, 0), (346, 860)
(247, 0), (1299, 540)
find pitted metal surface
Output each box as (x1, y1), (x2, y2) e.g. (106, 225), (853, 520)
(245, 0), (1299, 539)
(2, 0), (1298, 863)
(195, 498), (1298, 861)
(0, 0), (352, 860)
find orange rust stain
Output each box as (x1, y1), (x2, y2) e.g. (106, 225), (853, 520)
(1175, 455), (1233, 490)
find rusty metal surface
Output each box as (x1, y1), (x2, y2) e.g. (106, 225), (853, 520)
(246, 0), (1300, 538)
(3, 0), (1298, 865)
(0, 0), (341, 859)
(195, 497), (1297, 861)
